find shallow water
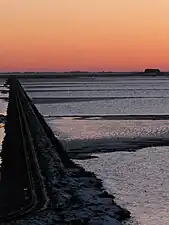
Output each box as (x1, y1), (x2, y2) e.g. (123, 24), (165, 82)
(48, 118), (169, 140)
(47, 117), (169, 224)
(0, 126), (5, 167)
(20, 76), (169, 224)
(27, 89), (169, 98)
(21, 76), (169, 116)
(74, 147), (169, 225)
(35, 98), (169, 116)
(0, 100), (7, 115)
(0, 81), (8, 170)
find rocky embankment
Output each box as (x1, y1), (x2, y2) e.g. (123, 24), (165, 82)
(2, 165), (130, 225)
(1, 78), (130, 225)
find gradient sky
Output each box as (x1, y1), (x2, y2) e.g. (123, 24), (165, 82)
(1, 0), (169, 72)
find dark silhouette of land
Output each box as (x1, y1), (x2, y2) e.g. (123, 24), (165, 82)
(0, 70), (167, 79)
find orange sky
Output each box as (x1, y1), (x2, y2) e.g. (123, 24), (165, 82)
(0, 0), (169, 72)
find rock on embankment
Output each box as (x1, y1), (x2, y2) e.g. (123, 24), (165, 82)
(1, 78), (131, 225)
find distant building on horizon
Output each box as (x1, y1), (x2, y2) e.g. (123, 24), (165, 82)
(144, 68), (160, 73)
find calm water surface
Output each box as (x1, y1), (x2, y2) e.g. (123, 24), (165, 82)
(75, 148), (169, 225)
(24, 78), (169, 116)
(48, 117), (169, 225)
(20, 76), (169, 224)
(0, 80), (8, 168)
(35, 98), (169, 116)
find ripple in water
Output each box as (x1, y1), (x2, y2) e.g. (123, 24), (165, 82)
(74, 147), (169, 225)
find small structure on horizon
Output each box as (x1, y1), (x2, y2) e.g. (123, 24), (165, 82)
(144, 69), (160, 73)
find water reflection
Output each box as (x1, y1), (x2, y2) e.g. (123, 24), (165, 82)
(0, 125), (5, 174)
(35, 97), (169, 116)
(0, 84), (8, 171)
(74, 148), (169, 225)
(27, 89), (169, 98)
(47, 117), (169, 224)
(18, 77), (169, 224)
(47, 118), (169, 140)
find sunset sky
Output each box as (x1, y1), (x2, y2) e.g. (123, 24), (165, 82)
(0, 0), (169, 72)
